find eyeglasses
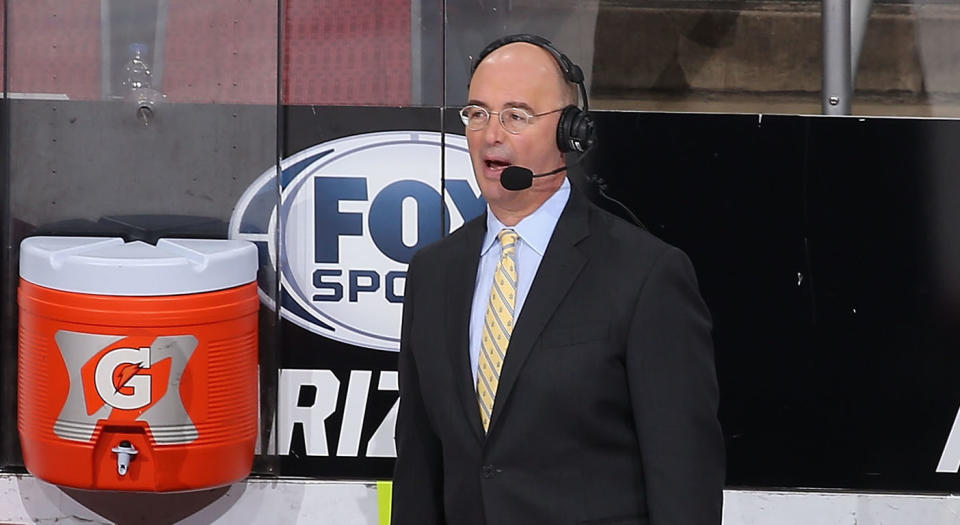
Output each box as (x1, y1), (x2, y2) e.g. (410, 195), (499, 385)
(459, 105), (564, 134)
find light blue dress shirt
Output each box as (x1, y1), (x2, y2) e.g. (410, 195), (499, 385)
(469, 177), (571, 387)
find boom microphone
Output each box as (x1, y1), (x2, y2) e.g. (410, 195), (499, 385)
(500, 165), (567, 191)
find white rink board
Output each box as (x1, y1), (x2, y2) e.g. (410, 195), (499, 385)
(2, 474), (960, 524)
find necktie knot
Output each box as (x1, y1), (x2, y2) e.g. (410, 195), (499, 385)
(498, 229), (518, 252)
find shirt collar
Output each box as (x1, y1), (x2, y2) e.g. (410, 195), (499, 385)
(481, 177), (571, 256)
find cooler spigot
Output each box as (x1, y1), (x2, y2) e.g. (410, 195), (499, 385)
(111, 440), (138, 476)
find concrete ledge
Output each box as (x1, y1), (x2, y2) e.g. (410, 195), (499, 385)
(592, 90), (960, 117)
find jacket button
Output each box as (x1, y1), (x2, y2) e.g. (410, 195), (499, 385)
(482, 464), (497, 478)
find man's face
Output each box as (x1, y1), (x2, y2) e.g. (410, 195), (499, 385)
(466, 43), (568, 216)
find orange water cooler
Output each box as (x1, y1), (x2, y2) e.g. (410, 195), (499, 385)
(18, 237), (259, 491)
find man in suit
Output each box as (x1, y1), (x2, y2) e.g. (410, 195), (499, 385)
(392, 34), (724, 524)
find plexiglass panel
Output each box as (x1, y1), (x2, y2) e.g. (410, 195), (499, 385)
(0, 0), (956, 493)
(283, 0), (443, 106)
(444, 0), (600, 108)
(1, 0), (281, 473)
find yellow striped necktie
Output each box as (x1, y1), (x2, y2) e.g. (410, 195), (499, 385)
(477, 228), (519, 432)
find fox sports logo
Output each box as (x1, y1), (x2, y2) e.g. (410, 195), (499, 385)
(229, 131), (483, 351)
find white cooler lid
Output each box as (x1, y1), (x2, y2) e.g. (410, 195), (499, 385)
(20, 237), (258, 296)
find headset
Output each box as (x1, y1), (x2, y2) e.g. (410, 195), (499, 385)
(471, 34), (596, 154)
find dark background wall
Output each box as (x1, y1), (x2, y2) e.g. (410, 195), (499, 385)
(591, 112), (960, 490)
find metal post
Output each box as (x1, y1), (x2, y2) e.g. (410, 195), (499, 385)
(822, 0), (852, 115)
(850, 0), (873, 82)
(100, 0), (113, 99)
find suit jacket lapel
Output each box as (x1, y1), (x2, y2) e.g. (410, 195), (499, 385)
(487, 189), (590, 434)
(445, 216), (487, 443)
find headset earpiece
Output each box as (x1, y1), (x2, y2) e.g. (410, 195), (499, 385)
(556, 105), (596, 153)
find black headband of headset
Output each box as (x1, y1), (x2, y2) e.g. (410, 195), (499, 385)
(470, 33), (589, 113)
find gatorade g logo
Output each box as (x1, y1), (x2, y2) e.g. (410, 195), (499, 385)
(229, 131), (481, 351)
(53, 330), (199, 445)
(95, 346), (152, 410)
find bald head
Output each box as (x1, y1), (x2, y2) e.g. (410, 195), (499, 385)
(471, 42), (578, 108)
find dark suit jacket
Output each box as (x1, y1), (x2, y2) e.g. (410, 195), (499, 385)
(393, 186), (724, 525)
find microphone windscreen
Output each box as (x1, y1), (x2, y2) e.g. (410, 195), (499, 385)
(500, 166), (533, 191)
